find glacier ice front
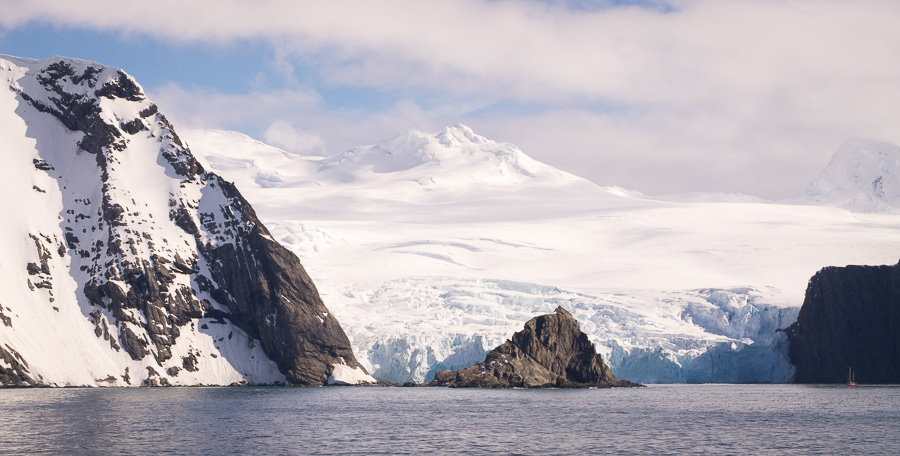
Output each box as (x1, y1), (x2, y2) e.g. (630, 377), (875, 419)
(326, 278), (799, 384)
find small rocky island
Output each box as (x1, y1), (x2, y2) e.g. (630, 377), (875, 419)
(429, 307), (641, 388)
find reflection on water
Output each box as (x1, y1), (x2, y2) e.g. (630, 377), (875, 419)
(0, 385), (898, 455)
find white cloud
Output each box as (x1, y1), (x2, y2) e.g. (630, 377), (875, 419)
(467, 109), (831, 198)
(8, 0), (900, 197)
(8, 1), (900, 104)
(149, 83), (444, 158)
(149, 83), (321, 130)
(263, 120), (326, 156)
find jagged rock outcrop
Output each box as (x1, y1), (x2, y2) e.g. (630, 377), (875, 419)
(0, 345), (35, 387)
(0, 55), (367, 386)
(786, 261), (900, 383)
(429, 307), (640, 388)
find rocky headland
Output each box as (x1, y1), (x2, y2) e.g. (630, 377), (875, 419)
(786, 261), (900, 383)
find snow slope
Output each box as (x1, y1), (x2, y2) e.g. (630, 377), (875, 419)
(185, 126), (900, 383)
(0, 55), (370, 386)
(0, 55), (279, 385)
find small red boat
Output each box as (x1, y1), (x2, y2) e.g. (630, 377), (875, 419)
(846, 367), (857, 386)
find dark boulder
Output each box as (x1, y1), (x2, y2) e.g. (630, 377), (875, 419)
(429, 307), (641, 388)
(786, 261), (900, 383)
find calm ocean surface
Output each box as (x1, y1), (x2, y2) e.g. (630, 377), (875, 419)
(0, 384), (897, 455)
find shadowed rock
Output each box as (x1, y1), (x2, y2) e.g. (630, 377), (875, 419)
(786, 261), (900, 384)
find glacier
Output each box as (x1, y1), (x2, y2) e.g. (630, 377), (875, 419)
(185, 126), (900, 384)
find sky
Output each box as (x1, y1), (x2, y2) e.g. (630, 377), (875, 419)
(2, 0), (899, 199)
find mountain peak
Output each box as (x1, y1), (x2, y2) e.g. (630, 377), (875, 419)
(435, 123), (487, 146)
(316, 124), (584, 190)
(2, 54), (142, 98)
(804, 137), (900, 212)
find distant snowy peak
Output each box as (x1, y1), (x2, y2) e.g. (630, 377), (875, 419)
(805, 138), (900, 212)
(320, 124), (586, 189)
(188, 124), (603, 206)
(435, 123), (488, 146)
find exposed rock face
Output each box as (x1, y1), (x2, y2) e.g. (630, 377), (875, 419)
(1, 55), (364, 386)
(0, 345), (35, 386)
(201, 215), (362, 385)
(786, 261), (900, 383)
(430, 307), (640, 387)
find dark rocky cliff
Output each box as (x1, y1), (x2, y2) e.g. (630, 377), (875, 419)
(786, 261), (900, 383)
(430, 307), (640, 388)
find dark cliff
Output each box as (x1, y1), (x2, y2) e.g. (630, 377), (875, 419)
(786, 261), (900, 383)
(197, 180), (362, 385)
(430, 307), (640, 388)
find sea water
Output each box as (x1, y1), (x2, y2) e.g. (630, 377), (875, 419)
(0, 384), (897, 455)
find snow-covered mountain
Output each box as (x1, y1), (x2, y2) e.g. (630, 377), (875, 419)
(0, 55), (372, 386)
(319, 124), (587, 191)
(185, 126), (900, 384)
(802, 138), (900, 212)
